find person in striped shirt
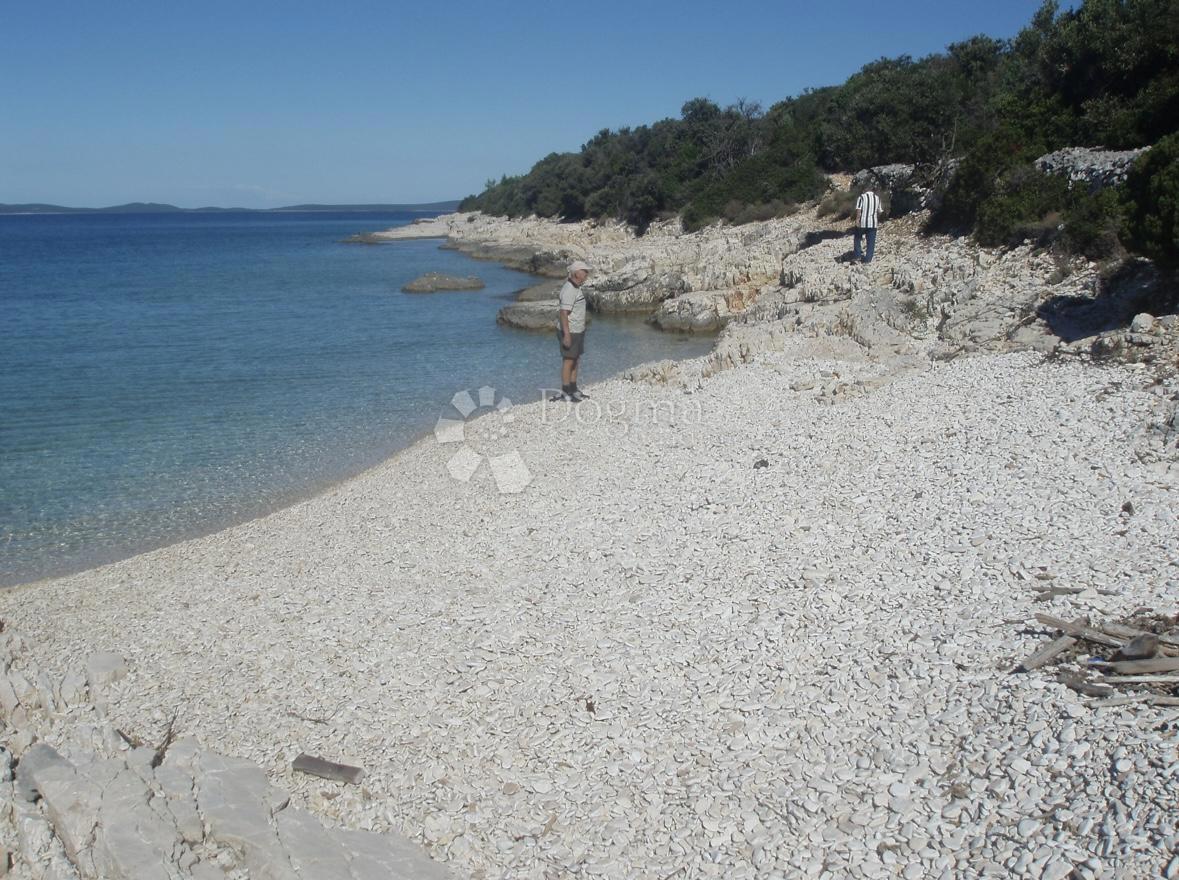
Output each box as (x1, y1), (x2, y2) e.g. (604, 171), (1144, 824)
(853, 189), (882, 263)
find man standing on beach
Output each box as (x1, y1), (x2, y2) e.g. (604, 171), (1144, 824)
(854, 188), (882, 263)
(556, 260), (591, 402)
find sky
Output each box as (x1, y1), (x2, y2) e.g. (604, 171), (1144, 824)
(1, 1), (1074, 208)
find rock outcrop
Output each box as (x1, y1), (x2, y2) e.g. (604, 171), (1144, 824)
(650, 287), (766, 333)
(851, 163), (932, 215)
(401, 273), (484, 293)
(1034, 146), (1151, 192)
(513, 280), (560, 302)
(0, 623), (454, 880)
(366, 152), (1176, 383)
(497, 301), (561, 332)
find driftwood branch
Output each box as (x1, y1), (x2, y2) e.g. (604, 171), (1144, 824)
(1035, 614), (1125, 649)
(1100, 622), (1179, 649)
(1098, 674), (1179, 686)
(1058, 674), (1114, 697)
(1098, 657), (1179, 675)
(1017, 635), (1076, 672)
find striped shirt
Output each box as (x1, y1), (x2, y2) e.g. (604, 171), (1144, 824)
(855, 191), (881, 229)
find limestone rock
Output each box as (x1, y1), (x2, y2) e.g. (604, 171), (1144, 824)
(400, 273), (485, 293)
(851, 164), (931, 215)
(1130, 313), (1155, 334)
(15, 743), (69, 803)
(195, 751), (295, 879)
(514, 280), (560, 302)
(651, 289), (758, 333)
(84, 653), (127, 700)
(1035, 146), (1151, 192)
(497, 301), (561, 332)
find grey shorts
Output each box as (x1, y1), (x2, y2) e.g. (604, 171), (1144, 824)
(558, 329), (585, 360)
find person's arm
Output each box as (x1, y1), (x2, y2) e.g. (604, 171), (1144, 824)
(558, 282), (574, 345)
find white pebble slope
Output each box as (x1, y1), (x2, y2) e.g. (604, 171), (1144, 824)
(3, 343), (1177, 880)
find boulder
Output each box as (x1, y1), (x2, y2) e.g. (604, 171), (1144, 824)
(852, 164), (931, 216)
(1034, 146), (1151, 192)
(1130, 313), (1156, 334)
(497, 301), (561, 331)
(497, 301), (593, 332)
(650, 289), (759, 333)
(400, 273), (484, 293)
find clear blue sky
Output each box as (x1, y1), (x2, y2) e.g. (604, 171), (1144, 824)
(1, 1), (1070, 208)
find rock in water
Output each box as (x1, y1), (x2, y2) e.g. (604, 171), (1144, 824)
(401, 273), (485, 293)
(497, 301), (592, 332)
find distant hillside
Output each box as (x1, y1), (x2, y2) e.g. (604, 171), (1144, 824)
(0, 200), (461, 215)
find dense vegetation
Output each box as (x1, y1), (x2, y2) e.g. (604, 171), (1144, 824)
(460, 0), (1179, 262)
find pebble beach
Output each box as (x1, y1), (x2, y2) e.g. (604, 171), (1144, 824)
(3, 166), (1179, 877)
(2, 325), (1177, 877)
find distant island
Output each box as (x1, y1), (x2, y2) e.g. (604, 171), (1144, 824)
(0, 200), (462, 215)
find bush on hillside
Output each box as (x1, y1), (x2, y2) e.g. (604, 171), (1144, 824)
(723, 199), (799, 226)
(1062, 187), (1126, 261)
(974, 164), (1070, 247)
(1123, 133), (1179, 266)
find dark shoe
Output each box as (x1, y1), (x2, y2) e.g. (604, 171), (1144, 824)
(572, 386), (590, 399)
(549, 392), (573, 402)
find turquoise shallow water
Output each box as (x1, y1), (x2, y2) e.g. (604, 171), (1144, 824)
(0, 211), (711, 586)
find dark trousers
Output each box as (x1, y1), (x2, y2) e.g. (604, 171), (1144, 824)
(854, 227), (877, 263)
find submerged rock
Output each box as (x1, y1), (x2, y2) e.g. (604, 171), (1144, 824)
(401, 273), (485, 293)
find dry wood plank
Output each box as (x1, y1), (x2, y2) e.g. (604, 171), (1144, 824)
(1151, 696), (1179, 707)
(1035, 614), (1125, 649)
(1098, 674), (1179, 685)
(1102, 657), (1179, 675)
(292, 753), (365, 784)
(1100, 622), (1179, 648)
(1058, 674), (1114, 697)
(1088, 695), (1151, 708)
(1017, 635), (1077, 672)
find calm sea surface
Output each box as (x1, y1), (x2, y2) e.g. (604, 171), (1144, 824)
(0, 211), (711, 586)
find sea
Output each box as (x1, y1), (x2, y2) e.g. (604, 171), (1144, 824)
(0, 211), (712, 587)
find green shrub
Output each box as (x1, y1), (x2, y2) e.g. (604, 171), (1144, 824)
(723, 199), (798, 225)
(818, 190), (855, 219)
(1123, 133), (1179, 266)
(1062, 187), (1125, 261)
(681, 204), (718, 233)
(973, 164), (1070, 247)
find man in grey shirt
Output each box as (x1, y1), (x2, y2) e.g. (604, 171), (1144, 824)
(556, 260), (590, 401)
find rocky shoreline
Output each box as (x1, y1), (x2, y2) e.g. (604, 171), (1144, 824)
(370, 186), (1178, 378)
(2, 175), (1177, 879)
